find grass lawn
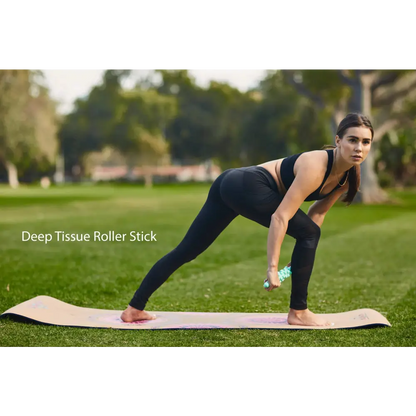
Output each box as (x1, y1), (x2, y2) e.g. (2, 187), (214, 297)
(0, 183), (415, 347)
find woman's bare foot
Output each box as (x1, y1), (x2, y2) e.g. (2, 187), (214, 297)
(121, 306), (156, 323)
(287, 308), (331, 327)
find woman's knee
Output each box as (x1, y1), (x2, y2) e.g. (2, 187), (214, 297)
(300, 222), (321, 248)
(290, 220), (321, 248)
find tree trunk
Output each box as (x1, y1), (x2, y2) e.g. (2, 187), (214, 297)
(54, 153), (65, 184)
(144, 173), (153, 188)
(144, 166), (153, 188)
(5, 161), (19, 189)
(350, 73), (389, 204)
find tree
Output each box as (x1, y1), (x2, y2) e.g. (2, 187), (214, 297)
(109, 88), (177, 186)
(153, 70), (214, 162)
(152, 70), (256, 167)
(27, 76), (60, 172)
(241, 71), (332, 165)
(0, 70), (33, 187)
(204, 80), (256, 167)
(337, 70), (416, 202)
(376, 126), (416, 188)
(58, 70), (131, 176)
(283, 70), (416, 203)
(59, 70), (177, 184)
(0, 70), (58, 187)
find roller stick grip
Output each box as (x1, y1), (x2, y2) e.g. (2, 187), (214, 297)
(263, 266), (292, 288)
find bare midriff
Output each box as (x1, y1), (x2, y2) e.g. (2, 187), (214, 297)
(257, 159), (287, 196)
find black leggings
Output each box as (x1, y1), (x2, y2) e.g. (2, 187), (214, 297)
(129, 166), (321, 311)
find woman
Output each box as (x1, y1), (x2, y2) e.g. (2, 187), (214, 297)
(121, 113), (374, 326)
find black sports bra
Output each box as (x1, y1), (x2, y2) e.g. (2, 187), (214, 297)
(280, 149), (348, 201)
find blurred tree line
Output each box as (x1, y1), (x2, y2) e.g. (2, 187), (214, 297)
(0, 70), (58, 188)
(1, 69), (416, 203)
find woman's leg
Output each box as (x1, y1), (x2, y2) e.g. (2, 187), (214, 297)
(128, 169), (238, 311)
(285, 211), (321, 310)
(219, 167), (327, 324)
(124, 165), (327, 325)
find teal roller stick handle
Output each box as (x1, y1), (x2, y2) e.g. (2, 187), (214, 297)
(264, 266), (292, 288)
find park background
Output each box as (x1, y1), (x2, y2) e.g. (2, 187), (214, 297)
(1, 68), (415, 348)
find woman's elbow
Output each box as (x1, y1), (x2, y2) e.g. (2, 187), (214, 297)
(271, 213), (289, 227)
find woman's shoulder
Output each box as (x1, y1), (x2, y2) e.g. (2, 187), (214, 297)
(289, 150), (332, 185)
(295, 149), (331, 172)
(300, 148), (330, 159)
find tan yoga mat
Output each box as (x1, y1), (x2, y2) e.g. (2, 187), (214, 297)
(1, 296), (391, 330)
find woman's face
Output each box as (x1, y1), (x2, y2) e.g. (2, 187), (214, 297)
(336, 126), (373, 165)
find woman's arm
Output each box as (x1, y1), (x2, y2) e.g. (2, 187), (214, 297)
(307, 183), (349, 227)
(265, 154), (325, 290)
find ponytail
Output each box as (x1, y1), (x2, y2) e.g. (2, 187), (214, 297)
(344, 165), (360, 205)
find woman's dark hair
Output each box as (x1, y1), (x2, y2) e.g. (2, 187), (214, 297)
(322, 113), (374, 205)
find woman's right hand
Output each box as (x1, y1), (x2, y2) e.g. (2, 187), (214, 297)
(264, 268), (281, 291)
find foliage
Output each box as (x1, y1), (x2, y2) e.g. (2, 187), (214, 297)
(55, 69), (416, 194)
(0, 70), (58, 182)
(59, 71), (177, 175)
(376, 127), (416, 187)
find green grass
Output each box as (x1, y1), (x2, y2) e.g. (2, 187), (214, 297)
(0, 183), (415, 346)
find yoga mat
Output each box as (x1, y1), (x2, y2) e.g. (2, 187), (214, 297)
(1, 296), (391, 330)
